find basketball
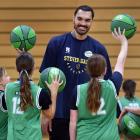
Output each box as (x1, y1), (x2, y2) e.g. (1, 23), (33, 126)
(38, 67), (66, 93)
(10, 25), (36, 51)
(119, 112), (140, 138)
(111, 14), (137, 39)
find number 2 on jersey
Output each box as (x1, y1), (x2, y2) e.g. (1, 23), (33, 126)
(92, 98), (106, 115)
(12, 96), (24, 114)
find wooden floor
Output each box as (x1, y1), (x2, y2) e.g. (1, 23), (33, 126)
(43, 138), (124, 140)
(42, 136), (124, 140)
(43, 136), (48, 140)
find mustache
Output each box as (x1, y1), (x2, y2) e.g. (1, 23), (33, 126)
(77, 25), (88, 28)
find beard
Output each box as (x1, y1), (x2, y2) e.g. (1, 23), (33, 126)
(74, 24), (90, 35)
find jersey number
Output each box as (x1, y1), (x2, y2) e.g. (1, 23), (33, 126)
(129, 103), (139, 108)
(92, 98), (106, 115)
(12, 97), (24, 114)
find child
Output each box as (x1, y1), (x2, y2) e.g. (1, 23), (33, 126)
(0, 67), (10, 140)
(118, 80), (140, 140)
(69, 28), (128, 140)
(118, 79), (140, 110)
(1, 52), (62, 140)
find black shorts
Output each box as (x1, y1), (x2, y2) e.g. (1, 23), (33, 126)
(49, 118), (70, 140)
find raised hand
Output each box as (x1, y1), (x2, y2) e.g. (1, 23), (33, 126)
(112, 27), (127, 45)
(45, 75), (63, 95)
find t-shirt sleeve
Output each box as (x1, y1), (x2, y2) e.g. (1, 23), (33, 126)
(2, 93), (7, 111)
(116, 102), (121, 118)
(39, 38), (58, 72)
(70, 87), (78, 110)
(39, 89), (52, 110)
(110, 71), (123, 95)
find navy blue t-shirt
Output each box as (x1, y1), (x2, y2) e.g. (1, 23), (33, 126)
(40, 32), (112, 119)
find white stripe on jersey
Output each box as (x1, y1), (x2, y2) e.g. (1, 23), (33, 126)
(108, 80), (117, 98)
(117, 99), (123, 111)
(36, 87), (42, 109)
(76, 85), (81, 107)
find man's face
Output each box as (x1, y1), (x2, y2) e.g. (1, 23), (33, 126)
(73, 9), (93, 36)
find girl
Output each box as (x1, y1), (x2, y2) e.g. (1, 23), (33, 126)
(70, 28), (128, 140)
(118, 79), (140, 111)
(0, 67), (10, 140)
(2, 52), (62, 140)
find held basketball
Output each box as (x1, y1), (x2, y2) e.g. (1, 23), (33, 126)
(119, 112), (140, 138)
(10, 25), (36, 51)
(111, 14), (137, 39)
(38, 67), (66, 93)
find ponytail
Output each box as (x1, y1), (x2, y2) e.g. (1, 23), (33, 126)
(122, 79), (136, 99)
(19, 70), (33, 111)
(87, 78), (101, 113)
(86, 54), (106, 113)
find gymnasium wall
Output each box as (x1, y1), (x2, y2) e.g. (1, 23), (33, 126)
(0, 0), (140, 96)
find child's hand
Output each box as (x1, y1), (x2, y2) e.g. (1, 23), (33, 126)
(45, 75), (63, 95)
(112, 27), (127, 44)
(118, 107), (127, 124)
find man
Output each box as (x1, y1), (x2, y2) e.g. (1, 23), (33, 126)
(40, 5), (112, 140)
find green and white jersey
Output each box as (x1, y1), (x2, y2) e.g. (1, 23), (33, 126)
(0, 90), (8, 140)
(76, 79), (120, 140)
(5, 81), (42, 140)
(118, 96), (140, 111)
(118, 97), (140, 140)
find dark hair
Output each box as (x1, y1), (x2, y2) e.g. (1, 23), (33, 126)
(74, 5), (94, 19)
(122, 79), (136, 99)
(0, 67), (6, 81)
(87, 54), (106, 113)
(16, 52), (34, 111)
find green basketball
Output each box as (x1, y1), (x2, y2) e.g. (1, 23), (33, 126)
(119, 112), (140, 138)
(38, 67), (66, 93)
(10, 25), (36, 51)
(111, 14), (137, 39)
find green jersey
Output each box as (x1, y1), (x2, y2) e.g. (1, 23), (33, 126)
(118, 96), (140, 111)
(76, 79), (120, 140)
(5, 81), (42, 140)
(0, 90), (8, 140)
(118, 97), (140, 140)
